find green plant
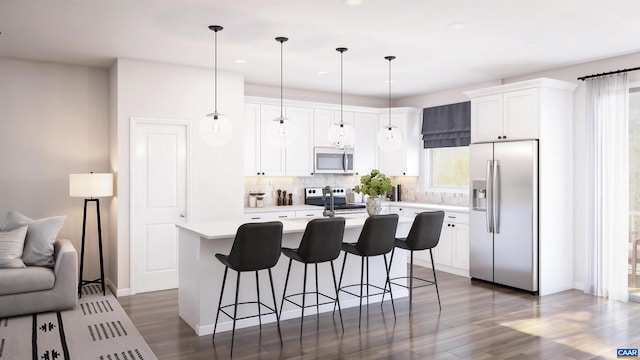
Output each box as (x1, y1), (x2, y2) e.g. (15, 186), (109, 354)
(354, 169), (392, 197)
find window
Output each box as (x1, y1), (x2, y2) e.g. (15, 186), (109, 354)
(426, 146), (469, 189)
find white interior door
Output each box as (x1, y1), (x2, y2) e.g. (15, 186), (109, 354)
(133, 119), (188, 293)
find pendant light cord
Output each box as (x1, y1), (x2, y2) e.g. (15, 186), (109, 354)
(280, 40), (283, 119)
(385, 55), (395, 128)
(214, 29), (218, 114)
(340, 50), (343, 124)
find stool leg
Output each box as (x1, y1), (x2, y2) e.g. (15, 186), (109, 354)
(383, 253), (396, 320)
(315, 263), (320, 324)
(300, 263), (308, 341)
(256, 271), (262, 330)
(382, 247), (396, 306)
(334, 253), (348, 314)
(267, 268), (283, 344)
(366, 257), (370, 308)
(213, 266), (229, 342)
(359, 256), (364, 329)
(330, 261), (344, 331)
(280, 258), (293, 318)
(430, 249), (441, 310)
(409, 250), (414, 313)
(230, 271), (241, 357)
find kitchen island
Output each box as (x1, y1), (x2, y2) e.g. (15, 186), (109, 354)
(177, 214), (413, 336)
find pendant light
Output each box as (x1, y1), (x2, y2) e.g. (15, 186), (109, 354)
(267, 36), (294, 148)
(328, 47), (356, 149)
(378, 55), (403, 151)
(199, 25), (233, 146)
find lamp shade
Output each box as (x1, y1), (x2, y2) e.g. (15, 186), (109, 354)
(69, 173), (113, 198)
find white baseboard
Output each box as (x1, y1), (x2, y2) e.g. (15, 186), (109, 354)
(106, 278), (132, 297)
(413, 258), (469, 278)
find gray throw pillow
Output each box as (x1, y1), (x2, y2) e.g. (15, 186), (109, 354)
(0, 225), (28, 268)
(1, 211), (66, 267)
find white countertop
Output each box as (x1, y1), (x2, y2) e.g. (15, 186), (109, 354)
(177, 213), (414, 240)
(244, 202), (469, 214)
(383, 201), (469, 213)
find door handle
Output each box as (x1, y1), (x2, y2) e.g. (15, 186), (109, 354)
(493, 160), (500, 234)
(486, 160), (493, 233)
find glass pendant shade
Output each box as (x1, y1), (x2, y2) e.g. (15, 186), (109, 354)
(329, 47), (356, 149)
(328, 122), (356, 149)
(267, 117), (295, 147)
(200, 111), (233, 146)
(377, 124), (403, 151)
(200, 25), (232, 147)
(378, 55), (402, 152)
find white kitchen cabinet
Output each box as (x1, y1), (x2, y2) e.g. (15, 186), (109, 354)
(243, 210), (296, 221)
(295, 209), (325, 218)
(313, 109), (334, 148)
(414, 211), (469, 277)
(285, 107), (314, 176)
(242, 103), (286, 176)
(245, 103), (312, 176)
(377, 108), (421, 176)
(353, 112), (378, 176)
(470, 88), (538, 143)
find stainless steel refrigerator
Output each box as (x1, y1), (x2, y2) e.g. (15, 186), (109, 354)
(469, 140), (538, 293)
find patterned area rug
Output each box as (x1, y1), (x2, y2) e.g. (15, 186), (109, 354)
(0, 284), (157, 360)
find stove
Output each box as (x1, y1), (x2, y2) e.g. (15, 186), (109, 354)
(304, 187), (366, 214)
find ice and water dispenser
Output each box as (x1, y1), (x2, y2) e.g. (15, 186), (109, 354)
(472, 179), (487, 211)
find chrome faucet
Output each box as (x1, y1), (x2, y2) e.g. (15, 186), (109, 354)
(322, 185), (335, 218)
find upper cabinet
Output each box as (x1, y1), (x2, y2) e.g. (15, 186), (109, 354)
(377, 108), (422, 176)
(353, 112), (378, 176)
(245, 97), (421, 177)
(466, 78), (577, 144)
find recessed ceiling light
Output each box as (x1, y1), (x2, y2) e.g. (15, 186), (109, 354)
(448, 23), (466, 30)
(233, 59), (247, 64)
(318, 71), (329, 75)
(527, 42), (541, 48)
(345, 0), (364, 5)
(385, 80), (394, 84)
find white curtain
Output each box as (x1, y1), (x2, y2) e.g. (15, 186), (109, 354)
(585, 73), (629, 301)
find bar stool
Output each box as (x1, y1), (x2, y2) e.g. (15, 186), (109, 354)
(212, 221), (283, 356)
(280, 217), (346, 339)
(336, 214), (399, 328)
(386, 211), (444, 312)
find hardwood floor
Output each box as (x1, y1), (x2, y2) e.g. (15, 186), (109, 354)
(119, 266), (640, 359)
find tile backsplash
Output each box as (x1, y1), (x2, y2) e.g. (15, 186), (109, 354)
(244, 175), (469, 207)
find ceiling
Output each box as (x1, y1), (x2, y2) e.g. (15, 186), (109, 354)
(1, 0), (640, 99)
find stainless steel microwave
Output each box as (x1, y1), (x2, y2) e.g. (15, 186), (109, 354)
(314, 147), (354, 174)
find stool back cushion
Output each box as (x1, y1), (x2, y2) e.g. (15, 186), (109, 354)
(227, 221), (283, 271)
(298, 217), (345, 263)
(405, 211), (445, 250)
(356, 214), (399, 256)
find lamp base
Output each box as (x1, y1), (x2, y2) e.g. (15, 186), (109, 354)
(78, 198), (106, 298)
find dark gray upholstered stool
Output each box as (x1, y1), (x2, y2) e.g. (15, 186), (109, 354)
(280, 217), (346, 339)
(336, 214), (399, 328)
(213, 221), (283, 356)
(386, 211), (445, 312)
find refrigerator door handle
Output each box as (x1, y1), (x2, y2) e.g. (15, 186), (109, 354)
(493, 160), (500, 233)
(486, 160), (493, 233)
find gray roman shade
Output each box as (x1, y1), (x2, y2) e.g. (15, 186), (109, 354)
(421, 101), (471, 148)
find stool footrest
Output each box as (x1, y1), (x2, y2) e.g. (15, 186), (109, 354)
(388, 276), (436, 290)
(339, 283), (391, 299)
(219, 301), (278, 322)
(283, 291), (337, 309)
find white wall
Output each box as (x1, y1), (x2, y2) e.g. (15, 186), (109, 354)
(394, 80), (503, 108)
(0, 58), (111, 280)
(245, 83), (387, 108)
(111, 58), (245, 295)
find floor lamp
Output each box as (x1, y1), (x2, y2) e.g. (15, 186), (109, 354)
(70, 172), (113, 297)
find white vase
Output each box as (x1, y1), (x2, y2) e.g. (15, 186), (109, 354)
(366, 195), (382, 216)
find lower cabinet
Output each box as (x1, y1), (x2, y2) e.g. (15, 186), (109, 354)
(405, 210), (469, 277)
(243, 211), (296, 220)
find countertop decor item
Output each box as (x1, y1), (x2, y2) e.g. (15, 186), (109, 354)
(328, 47), (356, 149)
(378, 55), (403, 152)
(199, 25), (233, 146)
(354, 169), (392, 216)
